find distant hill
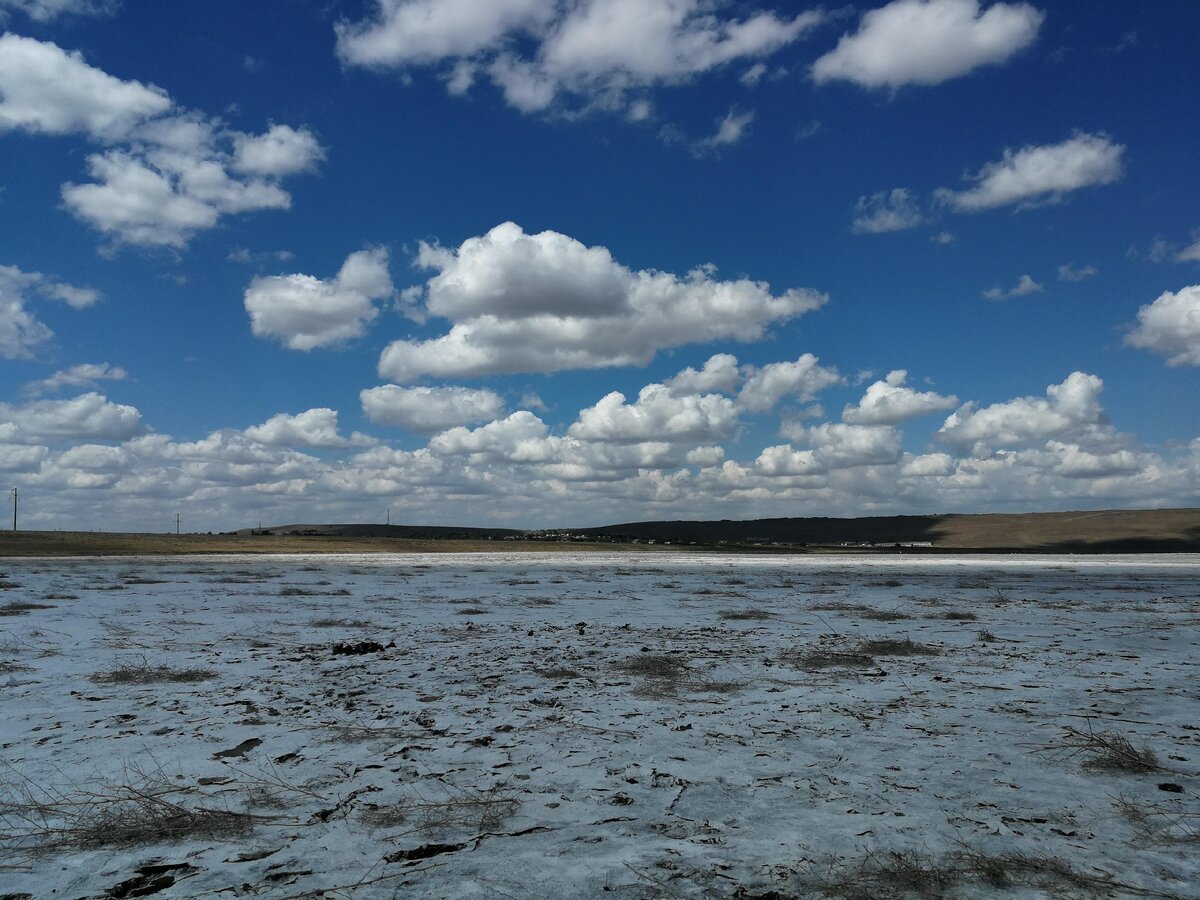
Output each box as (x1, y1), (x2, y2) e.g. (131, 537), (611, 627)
(233, 523), (525, 540)
(239, 508), (1200, 553)
(562, 508), (1200, 552)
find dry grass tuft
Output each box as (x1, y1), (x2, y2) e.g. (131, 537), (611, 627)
(783, 649), (876, 671)
(718, 608), (774, 621)
(533, 666), (580, 679)
(614, 652), (742, 698)
(0, 601), (55, 617)
(860, 609), (911, 621)
(614, 654), (688, 678)
(0, 768), (265, 852)
(90, 659), (216, 685)
(808, 847), (1142, 898)
(1044, 724), (1161, 773)
(1115, 795), (1199, 843)
(927, 610), (977, 621)
(307, 617), (374, 628)
(361, 784), (520, 835)
(859, 637), (939, 656)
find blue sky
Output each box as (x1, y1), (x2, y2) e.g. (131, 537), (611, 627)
(1, 0), (1199, 532)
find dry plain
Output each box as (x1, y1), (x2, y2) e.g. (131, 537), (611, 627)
(1, 552), (1198, 898)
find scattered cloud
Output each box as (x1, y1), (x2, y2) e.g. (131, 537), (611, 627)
(336, 0), (823, 117)
(983, 273), (1042, 299)
(1124, 285), (1200, 366)
(1057, 262), (1097, 281)
(930, 231), (956, 245)
(360, 384), (506, 433)
(568, 383), (739, 444)
(232, 124), (325, 177)
(852, 188), (924, 234)
(842, 370), (959, 424)
(228, 247), (296, 265)
(693, 107), (753, 154)
(737, 354), (842, 412)
(0, 0), (115, 21)
(23, 362), (127, 396)
(739, 62), (767, 87)
(245, 248), (394, 351)
(757, 422), (903, 475)
(243, 407), (375, 449)
(0, 35), (323, 247)
(378, 222), (826, 381)
(0, 264), (98, 359)
(936, 132), (1124, 212)
(794, 119), (822, 141)
(665, 353), (743, 396)
(937, 371), (1108, 454)
(0, 391), (142, 443)
(1176, 237), (1200, 264)
(812, 0), (1043, 89)
(0, 33), (170, 141)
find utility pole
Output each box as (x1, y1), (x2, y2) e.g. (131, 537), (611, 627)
(386, 507), (390, 526)
(10, 487), (15, 532)
(176, 512), (180, 535)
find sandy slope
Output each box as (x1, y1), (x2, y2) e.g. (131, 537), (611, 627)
(1, 553), (1198, 898)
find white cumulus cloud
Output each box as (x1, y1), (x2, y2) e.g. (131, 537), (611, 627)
(568, 384), (739, 444)
(337, 0), (822, 116)
(936, 132), (1124, 212)
(360, 385), (506, 433)
(378, 222), (826, 381)
(243, 408), (375, 449)
(737, 353), (842, 412)
(1124, 285), (1200, 367)
(937, 371), (1107, 454)
(232, 124), (325, 176)
(842, 370), (959, 424)
(812, 0), (1043, 89)
(0, 35), (323, 247)
(665, 353), (743, 396)
(0, 392), (142, 443)
(245, 248), (394, 351)
(0, 33), (169, 141)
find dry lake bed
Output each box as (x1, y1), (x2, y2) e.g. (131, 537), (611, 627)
(1, 553), (1198, 898)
